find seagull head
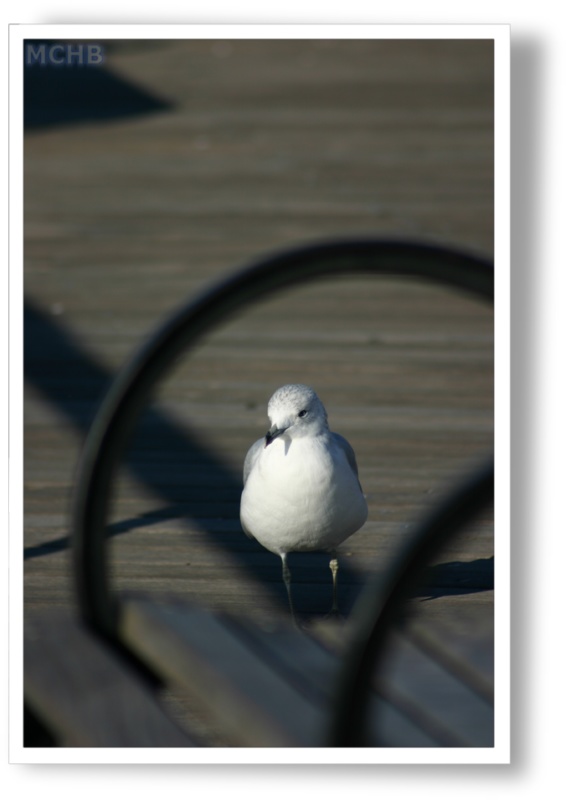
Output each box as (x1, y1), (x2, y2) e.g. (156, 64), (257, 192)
(264, 384), (328, 447)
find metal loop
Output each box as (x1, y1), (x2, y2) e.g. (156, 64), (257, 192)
(71, 238), (494, 645)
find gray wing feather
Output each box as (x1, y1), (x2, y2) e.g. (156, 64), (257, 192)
(332, 432), (364, 490)
(241, 437), (264, 540)
(243, 437), (264, 485)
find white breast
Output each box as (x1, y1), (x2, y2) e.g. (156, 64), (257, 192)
(240, 434), (367, 555)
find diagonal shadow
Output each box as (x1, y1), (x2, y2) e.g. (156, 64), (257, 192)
(23, 505), (188, 561)
(24, 298), (361, 613)
(24, 41), (172, 130)
(24, 299), (492, 613)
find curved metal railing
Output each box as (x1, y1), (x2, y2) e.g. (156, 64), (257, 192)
(71, 238), (494, 742)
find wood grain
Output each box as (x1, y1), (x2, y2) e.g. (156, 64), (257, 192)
(24, 39), (495, 746)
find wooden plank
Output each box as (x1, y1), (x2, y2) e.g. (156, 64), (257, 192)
(23, 40), (495, 754)
(407, 620), (494, 705)
(119, 596), (492, 747)
(374, 631), (493, 747)
(24, 609), (197, 747)
(236, 614), (493, 748)
(118, 597), (326, 746)
(227, 614), (440, 747)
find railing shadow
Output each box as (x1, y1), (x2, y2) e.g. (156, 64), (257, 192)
(24, 298), (362, 615)
(25, 240), (494, 626)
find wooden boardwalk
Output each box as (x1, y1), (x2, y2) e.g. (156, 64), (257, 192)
(23, 38), (494, 746)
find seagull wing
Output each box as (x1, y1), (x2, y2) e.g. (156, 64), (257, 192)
(332, 432), (364, 491)
(243, 437), (264, 485)
(241, 437), (265, 540)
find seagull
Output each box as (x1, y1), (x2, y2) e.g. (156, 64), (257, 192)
(240, 384), (368, 620)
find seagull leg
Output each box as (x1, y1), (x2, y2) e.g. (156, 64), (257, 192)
(280, 553), (298, 625)
(329, 552), (340, 615)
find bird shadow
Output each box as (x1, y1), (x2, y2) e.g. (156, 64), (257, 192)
(416, 556), (494, 601)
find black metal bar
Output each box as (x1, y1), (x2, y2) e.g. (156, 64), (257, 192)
(71, 238), (493, 641)
(327, 456), (494, 747)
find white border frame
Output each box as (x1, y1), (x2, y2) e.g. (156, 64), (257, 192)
(9, 23), (510, 765)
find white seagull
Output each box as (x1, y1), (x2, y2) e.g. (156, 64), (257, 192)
(240, 384), (368, 620)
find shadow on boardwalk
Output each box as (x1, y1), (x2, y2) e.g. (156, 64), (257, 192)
(24, 43), (172, 130)
(24, 299), (492, 616)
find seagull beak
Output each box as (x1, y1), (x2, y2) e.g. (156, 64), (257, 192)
(265, 425), (288, 447)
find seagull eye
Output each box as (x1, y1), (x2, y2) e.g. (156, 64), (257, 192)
(298, 409), (308, 418)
